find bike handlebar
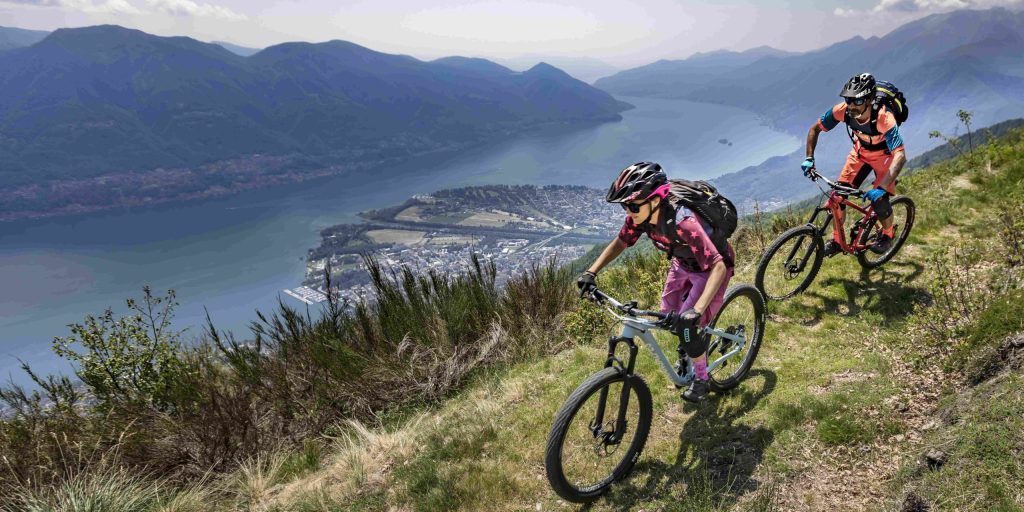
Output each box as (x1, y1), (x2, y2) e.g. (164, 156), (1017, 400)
(806, 168), (864, 198)
(591, 289), (667, 320)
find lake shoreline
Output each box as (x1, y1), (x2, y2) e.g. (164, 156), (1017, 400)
(0, 97), (799, 386)
(0, 116), (621, 224)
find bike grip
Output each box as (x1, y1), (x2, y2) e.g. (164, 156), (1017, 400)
(639, 310), (667, 319)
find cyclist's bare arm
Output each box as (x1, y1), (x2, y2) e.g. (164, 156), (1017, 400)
(806, 122), (823, 159)
(587, 238), (627, 274)
(879, 149), (907, 189)
(693, 260), (727, 315)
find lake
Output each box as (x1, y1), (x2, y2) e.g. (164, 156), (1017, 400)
(0, 96), (799, 384)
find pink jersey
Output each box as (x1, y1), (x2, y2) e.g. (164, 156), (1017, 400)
(617, 213), (734, 272)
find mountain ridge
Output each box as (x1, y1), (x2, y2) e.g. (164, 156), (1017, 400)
(596, 7), (1024, 143)
(0, 24), (629, 219)
(0, 25), (48, 51)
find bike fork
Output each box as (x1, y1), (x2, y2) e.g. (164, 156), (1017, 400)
(783, 235), (814, 272)
(784, 209), (832, 271)
(591, 336), (639, 442)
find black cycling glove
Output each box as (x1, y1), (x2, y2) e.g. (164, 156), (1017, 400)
(664, 307), (701, 335)
(666, 308), (707, 358)
(576, 271), (597, 298)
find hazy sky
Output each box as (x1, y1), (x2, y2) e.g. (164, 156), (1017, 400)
(2, 0), (1022, 67)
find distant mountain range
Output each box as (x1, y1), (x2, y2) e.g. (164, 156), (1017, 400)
(597, 8), (1024, 208)
(212, 40), (261, 57)
(597, 8), (1024, 143)
(0, 25), (628, 219)
(0, 26), (48, 51)
(595, 45), (798, 96)
(4, 9), (1022, 218)
(493, 56), (621, 84)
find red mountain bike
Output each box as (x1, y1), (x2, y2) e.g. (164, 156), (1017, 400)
(754, 169), (915, 301)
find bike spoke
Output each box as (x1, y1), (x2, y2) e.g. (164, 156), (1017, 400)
(759, 232), (821, 300)
(708, 294), (756, 382)
(559, 380), (641, 491)
(858, 197), (913, 267)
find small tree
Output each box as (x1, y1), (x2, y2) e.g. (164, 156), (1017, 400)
(52, 286), (189, 411)
(929, 109), (976, 157)
(957, 109), (974, 153)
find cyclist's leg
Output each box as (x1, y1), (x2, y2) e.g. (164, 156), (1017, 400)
(663, 259), (699, 381)
(835, 149), (871, 243)
(675, 267), (732, 370)
(676, 266), (735, 402)
(862, 150), (898, 235)
(695, 266), (734, 326)
(660, 258), (693, 314)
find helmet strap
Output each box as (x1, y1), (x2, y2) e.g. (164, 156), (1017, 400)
(637, 197), (661, 226)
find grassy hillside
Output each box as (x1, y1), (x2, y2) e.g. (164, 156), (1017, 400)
(252, 130), (1022, 511)
(4, 129), (1023, 510)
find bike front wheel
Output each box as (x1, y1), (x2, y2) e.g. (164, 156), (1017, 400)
(857, 195), (916, 269)
(755, 224), (824, 301)
(707, 284), (767, 392)
(544, 367), (652, 503)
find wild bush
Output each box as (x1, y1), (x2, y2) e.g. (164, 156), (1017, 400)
(50, 287), (191, 412)
(0, 252), (583, 498)
(500, 257), (576, 351)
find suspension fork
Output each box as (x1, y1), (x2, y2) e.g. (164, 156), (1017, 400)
(815, 206), (835, 236)
(591, 335), (639, 442)
(783, 206), (832, 270)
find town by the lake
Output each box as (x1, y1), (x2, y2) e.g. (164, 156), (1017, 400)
(284, 185), (620, 305)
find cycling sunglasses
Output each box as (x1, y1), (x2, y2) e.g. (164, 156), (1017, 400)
(845, 96), (869, 106)
(622, 201), (647, 213)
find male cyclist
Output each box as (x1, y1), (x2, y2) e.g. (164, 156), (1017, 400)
(803, 72), (907, 255)
(576, 162), (734, 403)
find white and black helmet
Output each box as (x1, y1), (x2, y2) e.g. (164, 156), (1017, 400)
(606, 162), (667, 203)
(840, 72), (876, 100)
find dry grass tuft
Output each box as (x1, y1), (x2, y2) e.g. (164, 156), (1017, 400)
(232, 451), (288, 508)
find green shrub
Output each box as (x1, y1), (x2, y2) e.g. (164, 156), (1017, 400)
(51, 287), (191, 411)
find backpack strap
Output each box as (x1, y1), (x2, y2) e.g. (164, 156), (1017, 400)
(655, 202), (695, 264)
(657, 201), (733, 269)
(845, 105), (889, 153)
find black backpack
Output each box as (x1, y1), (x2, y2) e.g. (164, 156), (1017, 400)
(874, 80), (909, 125)
(845, 80), (908, 151)
(657, 179), (737, 266)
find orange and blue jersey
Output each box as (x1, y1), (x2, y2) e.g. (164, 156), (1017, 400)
(818, 103), (905, 154)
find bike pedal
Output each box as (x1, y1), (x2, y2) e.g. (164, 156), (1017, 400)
(680, 392), (708, 404)
(673, 360), (694, 389)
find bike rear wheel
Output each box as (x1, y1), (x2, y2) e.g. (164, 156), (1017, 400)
(708, 284), (767, 392)
(544, 367), (652, 503)
(857, 196), (916, 269)
(755, 225), (824, 301)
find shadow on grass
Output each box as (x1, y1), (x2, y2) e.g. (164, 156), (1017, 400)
(592, 369), (778, 511)
(791, 260), (927, 324)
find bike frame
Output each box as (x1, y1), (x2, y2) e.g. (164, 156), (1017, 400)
(822, 191), (878, 254)
(605, 316), (745, 387)
(780, 173), (879, 274)
(588, 292), (747, 441)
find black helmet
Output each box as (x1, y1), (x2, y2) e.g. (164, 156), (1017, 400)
(606, 162), (667, 203)
(840, 72), (876, 100)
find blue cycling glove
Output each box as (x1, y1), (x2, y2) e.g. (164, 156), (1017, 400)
(864, 187), (886, 202)
(801, 157), (815, 176)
